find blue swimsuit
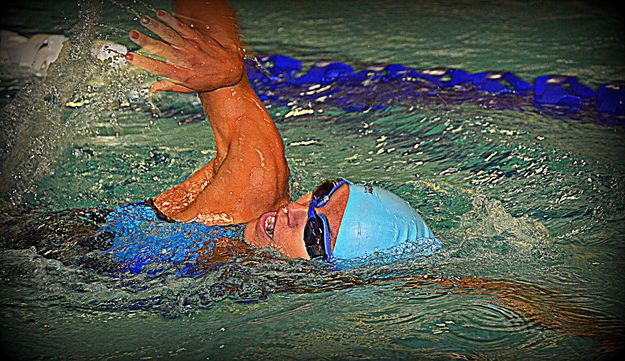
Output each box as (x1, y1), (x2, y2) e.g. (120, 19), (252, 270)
(99, 203), (244, 277)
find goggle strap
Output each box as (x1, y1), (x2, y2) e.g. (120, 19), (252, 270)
(314, 179), (351, 208)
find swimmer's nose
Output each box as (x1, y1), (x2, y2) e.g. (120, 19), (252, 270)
(284, 201), (308, 227)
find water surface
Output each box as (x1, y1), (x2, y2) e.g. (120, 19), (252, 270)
(1, 0), (624, 360)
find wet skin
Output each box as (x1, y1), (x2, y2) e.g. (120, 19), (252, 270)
(127, 4), (290, 226)
(244, 184), (350, 259)
(126, 0), (348, 258)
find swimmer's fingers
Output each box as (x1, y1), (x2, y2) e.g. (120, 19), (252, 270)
(126, 52), (227, 93)
(126, 10), (245, 93)
(134, 13), (231, 69)
(126, 52), (192, 85)
(139, 15), (184, 46)
(128, 30), (181, 66)
(156, 10), (232, 57)
(150, 80), (194, 94)
(155, 11), (204, 44)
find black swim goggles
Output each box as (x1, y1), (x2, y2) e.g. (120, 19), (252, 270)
(304, 178), (351, 261)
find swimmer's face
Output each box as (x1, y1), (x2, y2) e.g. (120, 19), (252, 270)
(244, 184), (350, 258)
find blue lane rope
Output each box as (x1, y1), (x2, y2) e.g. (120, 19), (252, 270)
(244, 54), (624, 122)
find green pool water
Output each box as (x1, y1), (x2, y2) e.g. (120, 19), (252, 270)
(1, 0), (624, 360)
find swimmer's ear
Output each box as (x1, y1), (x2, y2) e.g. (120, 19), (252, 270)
(150, 79), (195, 93)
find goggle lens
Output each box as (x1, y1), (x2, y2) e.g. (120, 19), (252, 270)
(304, 178), (350, 260)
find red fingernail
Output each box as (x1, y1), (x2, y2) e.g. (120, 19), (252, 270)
(157, 10), (166, 17)
(125, 53), (134, 61)
(130, 30), (140, 39)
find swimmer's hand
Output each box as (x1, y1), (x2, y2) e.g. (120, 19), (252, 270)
(126, 10), (243, 93)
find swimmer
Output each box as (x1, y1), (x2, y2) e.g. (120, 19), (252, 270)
(125, 0), (435, 261)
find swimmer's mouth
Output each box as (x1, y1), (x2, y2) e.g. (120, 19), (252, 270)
(260, 211), (277, 239)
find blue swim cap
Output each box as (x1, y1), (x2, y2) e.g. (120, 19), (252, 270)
(332, 184), (434, 259)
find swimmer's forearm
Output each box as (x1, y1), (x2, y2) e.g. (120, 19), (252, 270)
(153, 161), (213, 217)
(154, 77), (289, 223)
(197, 77), (276, 156)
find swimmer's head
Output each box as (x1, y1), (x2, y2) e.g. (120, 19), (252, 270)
(244, 178), (434, 260)
(331, 183), (434, 259)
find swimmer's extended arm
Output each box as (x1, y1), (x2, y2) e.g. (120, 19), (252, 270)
(126, 0), (290, 225)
